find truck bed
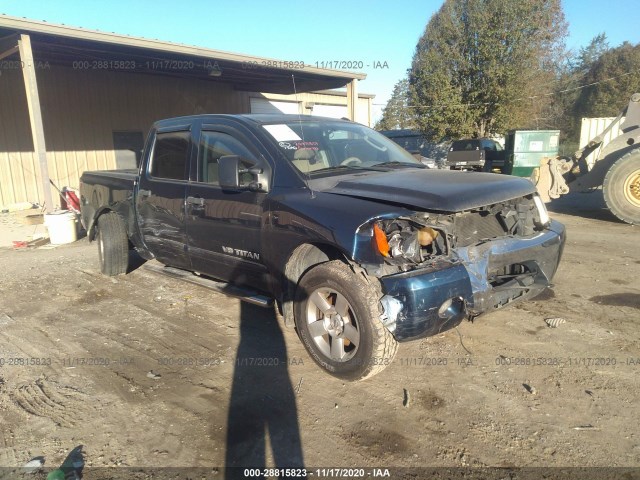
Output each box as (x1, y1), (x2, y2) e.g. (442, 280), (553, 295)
(80, 169), (138, 240)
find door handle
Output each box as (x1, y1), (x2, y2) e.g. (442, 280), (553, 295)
(186, 196), (205, 207)
(139, 189), (151, 197)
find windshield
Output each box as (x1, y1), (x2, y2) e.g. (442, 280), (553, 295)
(261, 120), (422, 175)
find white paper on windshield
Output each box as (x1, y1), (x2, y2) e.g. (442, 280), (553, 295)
(263, 124), (302, 142)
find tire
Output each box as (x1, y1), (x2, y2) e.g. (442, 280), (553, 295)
(96, 212), (129, 275)
(603, 150), (640, 225)
(294, 260), (398, 381)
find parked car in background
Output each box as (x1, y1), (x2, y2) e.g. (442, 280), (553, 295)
(446, 138), (505, 172)
(378, 129), (444, 168)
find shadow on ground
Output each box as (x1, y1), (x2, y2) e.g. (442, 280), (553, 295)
(546, 189), (622, 223)
(126, 250), (147, 273)
(225, 302), (304, 478)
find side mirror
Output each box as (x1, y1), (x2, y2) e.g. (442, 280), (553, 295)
(219, 155), (267, 192)
(219, 155), (241, 189)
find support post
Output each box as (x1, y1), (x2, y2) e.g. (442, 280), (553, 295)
(18, 34), (54, 212)
(346, 79), (358, 122)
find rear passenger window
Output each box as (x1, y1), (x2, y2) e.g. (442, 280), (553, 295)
(451, 140), (478, 151)
(150, 131), (190, 180)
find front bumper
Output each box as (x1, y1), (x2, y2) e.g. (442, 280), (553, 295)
(380, 220), (566, 342)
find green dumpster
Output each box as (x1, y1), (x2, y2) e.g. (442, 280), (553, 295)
(504, 130), (560, 178)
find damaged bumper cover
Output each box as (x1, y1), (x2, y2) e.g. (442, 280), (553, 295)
(380, 220), (566, 342)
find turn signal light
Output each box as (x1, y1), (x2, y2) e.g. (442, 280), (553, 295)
(373, 224), (390, 257)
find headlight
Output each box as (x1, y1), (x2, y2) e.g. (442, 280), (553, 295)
(372, 219), (444, 263)
(533, 195), (550, 226)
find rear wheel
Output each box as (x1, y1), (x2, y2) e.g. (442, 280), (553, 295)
(603, 150), (640, 224)
(96, 212), (129, 275)
(294, 261), (397, 381)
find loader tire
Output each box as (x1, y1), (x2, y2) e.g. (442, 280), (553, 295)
(603, 150), (640, 225)
(97, 212), (129, 275)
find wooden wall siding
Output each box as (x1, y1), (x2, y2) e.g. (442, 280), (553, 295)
(0, 67), (41, 205)
(0, 65), (249, 207)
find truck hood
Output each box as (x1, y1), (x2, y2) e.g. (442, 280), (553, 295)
(315, 168), (537, 212)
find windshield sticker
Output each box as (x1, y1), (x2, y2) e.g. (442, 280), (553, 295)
(279, 140), (319, 151)
(296, 141), (319, 150)
(263, 124), (302, 142)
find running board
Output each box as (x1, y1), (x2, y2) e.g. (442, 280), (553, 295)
(143, 263), (273, 308)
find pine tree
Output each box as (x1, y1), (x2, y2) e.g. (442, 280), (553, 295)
(375, 79), (416, 130)
(573, 41), (640, 119)
(548, 33), (610, 143)
(409, 0), (567, 141)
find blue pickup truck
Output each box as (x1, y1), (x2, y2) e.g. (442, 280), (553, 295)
(80, 114), (565, 380)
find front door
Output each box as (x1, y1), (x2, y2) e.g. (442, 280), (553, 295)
(185, 127), (269, 291)
(136, 128), (193, 270)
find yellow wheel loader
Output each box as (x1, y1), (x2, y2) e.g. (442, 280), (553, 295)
(537, 93), (640, 224)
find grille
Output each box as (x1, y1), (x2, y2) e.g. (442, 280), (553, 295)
(454, 210), (508, 247)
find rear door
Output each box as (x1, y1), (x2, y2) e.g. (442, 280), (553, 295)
(486, 141), (505, 166)
(185, 124), (269, 291)
(136, 126), (193, 269)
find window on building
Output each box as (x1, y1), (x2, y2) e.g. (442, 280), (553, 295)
(150, 131), (190, 180)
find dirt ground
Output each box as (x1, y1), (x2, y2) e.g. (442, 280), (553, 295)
(0, 191), (639, 477)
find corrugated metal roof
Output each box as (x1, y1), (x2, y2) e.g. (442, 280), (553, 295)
(0, 14), (366, 93)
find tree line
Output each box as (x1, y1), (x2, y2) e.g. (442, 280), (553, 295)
(375, 0), (640, 147)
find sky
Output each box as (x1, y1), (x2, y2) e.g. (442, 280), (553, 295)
(1, 0), (638, 122)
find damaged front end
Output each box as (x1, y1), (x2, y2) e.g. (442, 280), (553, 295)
(355, 194), (565, 341)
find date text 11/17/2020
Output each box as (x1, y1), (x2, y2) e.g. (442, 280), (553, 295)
(239, 60), (390, 70)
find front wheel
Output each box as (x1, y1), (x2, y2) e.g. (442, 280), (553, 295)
(603, 150), (640, 224)
(294, 261), (398, 381)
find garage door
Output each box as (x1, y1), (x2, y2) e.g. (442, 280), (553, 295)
(311, 104), (348, 119)
(250, 98), (300, 114)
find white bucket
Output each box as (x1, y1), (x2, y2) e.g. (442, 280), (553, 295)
(44, 210), (78, 245)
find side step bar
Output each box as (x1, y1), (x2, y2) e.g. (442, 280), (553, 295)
(143, 263), (273, 308)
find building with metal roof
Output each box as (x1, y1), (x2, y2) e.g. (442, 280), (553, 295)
(0, 15), (371, 209)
